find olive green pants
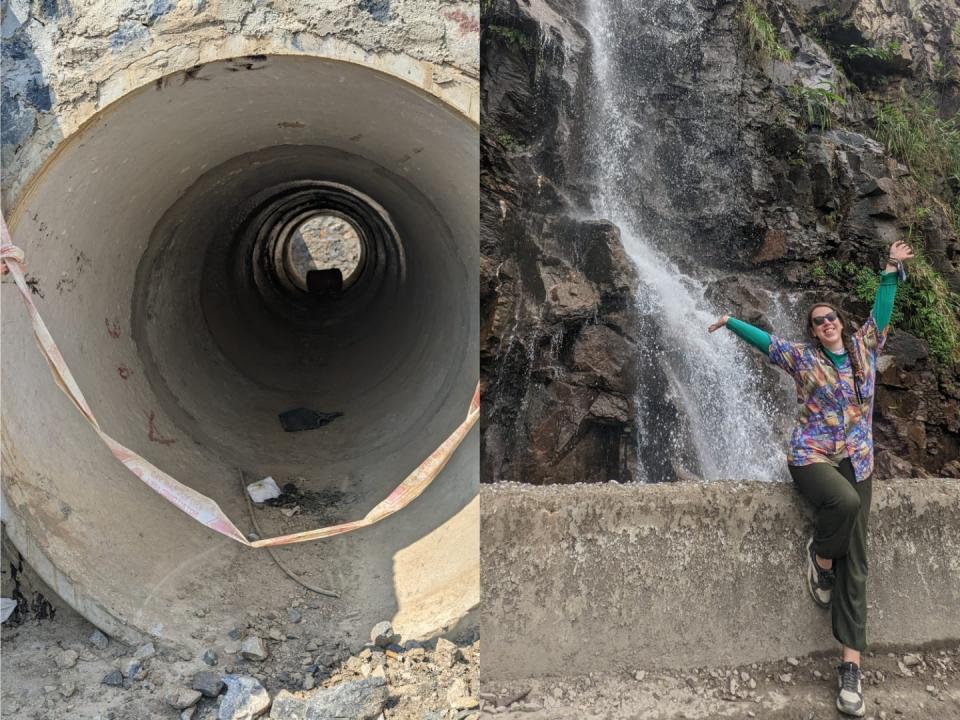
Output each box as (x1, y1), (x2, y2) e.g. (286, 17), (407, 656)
(789, 459), (872, 652)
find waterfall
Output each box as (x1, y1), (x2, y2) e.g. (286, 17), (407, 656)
(583, 0), (786, 482)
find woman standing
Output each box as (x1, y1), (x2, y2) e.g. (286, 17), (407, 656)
(708, 240), (913, 717)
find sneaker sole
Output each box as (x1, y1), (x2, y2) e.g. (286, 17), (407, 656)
(806, 538), (831, 609)
(836, 697), (866, 717)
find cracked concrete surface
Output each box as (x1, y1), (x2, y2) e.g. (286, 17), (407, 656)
(481, 480), (960, 681)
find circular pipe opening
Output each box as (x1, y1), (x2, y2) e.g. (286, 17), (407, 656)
(2, 54), (478, 649)
(283, 212), (364, 293)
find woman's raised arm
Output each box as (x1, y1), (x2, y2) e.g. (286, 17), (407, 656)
(872, 240), (913, 331)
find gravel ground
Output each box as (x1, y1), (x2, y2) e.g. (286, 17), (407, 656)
(1, 543), (479, 720)
(479, 647), (960, 720)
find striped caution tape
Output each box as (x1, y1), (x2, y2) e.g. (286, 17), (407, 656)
(1, 217), (479, 548)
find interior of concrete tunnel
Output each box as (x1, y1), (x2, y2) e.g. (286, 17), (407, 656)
(1, 54), (479, 651)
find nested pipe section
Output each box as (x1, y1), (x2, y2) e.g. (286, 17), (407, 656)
(1, 55), (478, 648)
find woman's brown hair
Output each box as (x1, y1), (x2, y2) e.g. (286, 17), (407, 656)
(807, 303), (864, 403)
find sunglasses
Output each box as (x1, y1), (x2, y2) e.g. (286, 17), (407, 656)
(811, 311), (838, 326)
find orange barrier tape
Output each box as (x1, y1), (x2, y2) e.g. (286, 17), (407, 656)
(1, 217), (479, 548)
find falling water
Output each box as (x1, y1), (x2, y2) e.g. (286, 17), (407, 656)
(583, 0), (786, 482)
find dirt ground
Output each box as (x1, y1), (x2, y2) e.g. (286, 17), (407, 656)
(0, 540), (480, 720)
(2, 537), (956, 720)
(479, 647), (960, 720)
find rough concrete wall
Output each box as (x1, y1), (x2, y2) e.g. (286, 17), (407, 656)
(1, 0), (479, 207)
(481, 480), (960, 680)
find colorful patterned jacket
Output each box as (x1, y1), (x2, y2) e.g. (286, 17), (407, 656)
(725, 272), (897, 482)
(767, 313), (889, 481)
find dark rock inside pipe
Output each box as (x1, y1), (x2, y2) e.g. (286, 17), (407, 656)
(278, 407), (343, 432)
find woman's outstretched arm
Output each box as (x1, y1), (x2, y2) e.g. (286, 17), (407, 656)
(873, 239), (913, 330)
(711, 313), (809, 381)
(707, 314), (771, 353)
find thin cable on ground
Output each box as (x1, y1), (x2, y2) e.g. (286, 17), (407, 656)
(239, 469), (341, 598)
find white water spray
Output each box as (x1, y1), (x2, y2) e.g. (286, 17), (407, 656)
(584, 0), (786, 481)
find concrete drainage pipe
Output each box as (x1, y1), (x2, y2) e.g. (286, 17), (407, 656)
(1, 54), (478, 649)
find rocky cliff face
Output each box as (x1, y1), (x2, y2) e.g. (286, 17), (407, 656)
(481, 0), (648, 483)
(481, 0), (960, 483)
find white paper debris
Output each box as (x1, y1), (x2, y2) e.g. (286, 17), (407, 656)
(1, 598), (17, 623)
(246, 476), (281, 503)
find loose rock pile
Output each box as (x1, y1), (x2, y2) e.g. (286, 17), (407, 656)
(166, 619), (479, 720)
(2, 595), (479, 720)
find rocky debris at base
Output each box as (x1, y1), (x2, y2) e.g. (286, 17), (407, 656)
(193, 671), (226, 698)
(479, 646), (960, 719)
(219, 675), (270, 720)
(240, 637), (269, 662)
(201, 622), (479, 720)
(3, 600), (480, 720)
(270, 677), (388, 719)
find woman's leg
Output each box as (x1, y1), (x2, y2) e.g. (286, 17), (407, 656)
(791, 460), (871, 717)
(832, 461), (872, 654)
(788, 461), (862, 563)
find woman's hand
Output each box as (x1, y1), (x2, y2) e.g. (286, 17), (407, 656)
(888, 240), (914, 263)
(707, 315), (729, 333)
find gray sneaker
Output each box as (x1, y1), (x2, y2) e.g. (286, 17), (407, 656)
(837, 661), (865, 717)
(806, 537), (834, 608)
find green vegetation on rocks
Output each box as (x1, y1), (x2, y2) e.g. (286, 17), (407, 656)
(485, 24), (536, 51)
(739, 0), (789, 61)
(873, 92), (960, 235)
(494, 130), (521, 153)
(790, 81), (847, 130)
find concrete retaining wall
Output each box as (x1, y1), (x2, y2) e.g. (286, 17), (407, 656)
(481, 480), (960, 680)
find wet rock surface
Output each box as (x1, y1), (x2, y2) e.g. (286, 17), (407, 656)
(480, 0), (647, 486)
(481, 0), (960, 484)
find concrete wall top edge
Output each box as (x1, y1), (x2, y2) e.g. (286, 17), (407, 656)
(482, 478), (960, 500)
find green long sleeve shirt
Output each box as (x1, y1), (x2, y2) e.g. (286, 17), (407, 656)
(725, 271), (898, 369)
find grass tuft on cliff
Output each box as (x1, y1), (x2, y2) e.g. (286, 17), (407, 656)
(873, 93), (960, 235)
(739, 0), (790, 62)
(790, 81), (847, 131)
